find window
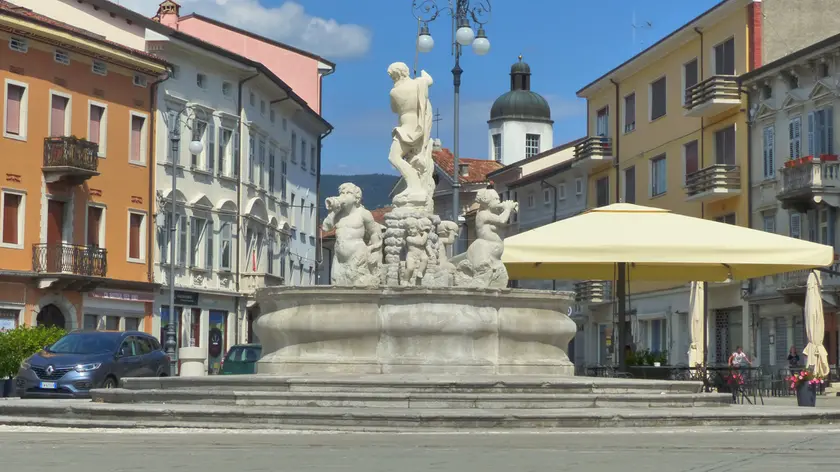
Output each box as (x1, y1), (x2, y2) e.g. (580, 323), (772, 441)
(492, 134), (502, 162)
(684, 140), (699, 182)
(259, 139), (266, 188)
(595, 177), (609, 207)
(301, 139), (307, 170)
(220, 221), (232, 271)
(133, 74), (147, 88)
(129, 114), (146, 164)
(196, 73), (207, 89)
(290, 193), (296, 227)
(282, 118), (288, 131)
(207, 122), (215, 173)
(310, 145), (316, 173)
(789, 74), (800, 90)
(820, 63), (830, 79)
(92, 60), (107, 76)
(54, 49), (70, 65)
(88, 103), (107, 156)
(650, 77), (667, 121)
(808, 107), (834, 156)
(9, 36), (27, 53)
(232, 128), (240, 177)
(651, 154), (667, 197)
(596, 107), (609, 137)
(248, 132), (256, 183)
(527, 194), (535, 208)
(218, 128), (232, 176)
(683, 59), (699, 104)
(222, 81), (232, 97)
(624, 94), (635, 133)
(575, 178), (583, 196)
(280, 158), (288, 200)
(190, 217), (207, 268)
(191, 120), (208, 168)
(177, 214), (187, 266)
(525, 134), (540, 158)
(714, 37), (735, 76)
(5, 81), (28, 139)
(291, 132), (297, 163)
(1, 192), (23, 247)
(260, 100), (266, 115)
(558, 183), (566, 200)
(267, 234), (275, 275)
(624, 166), (636, 204)
(86, 206), (104, 247)
(714, 125), (736, 165)
(128, 212), (145, 261)
(270, 109), (276, 123)
(268, 148), (276, 193)
(789, 116), (802, 159)
(763, 126), (775, 179)
(762, 85), (772, 100)
(249, 92), (256, 107)
(49, 93), (70, 137)
(762, 213), (776, 233)
(170, 65), (180, 80)
(790, 213), (802, 238)
(543, 189), (551, 205)
(715, 213), (736, 225)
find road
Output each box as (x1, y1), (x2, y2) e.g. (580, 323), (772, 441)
(1, 426), (838, 471)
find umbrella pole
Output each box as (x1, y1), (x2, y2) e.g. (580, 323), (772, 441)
(617, 262), (627, 371)
(702, 281), (709, 368)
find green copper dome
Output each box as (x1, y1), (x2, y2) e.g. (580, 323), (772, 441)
(490, 57), (552, 123)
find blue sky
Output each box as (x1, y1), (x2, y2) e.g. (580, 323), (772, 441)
(125, 0), (724, 175)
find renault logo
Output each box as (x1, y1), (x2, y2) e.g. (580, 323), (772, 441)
(45, 365), (54, 376)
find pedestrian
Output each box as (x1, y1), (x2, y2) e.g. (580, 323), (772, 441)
(728, 346), (752, 369)
(787, 346), (801, 368)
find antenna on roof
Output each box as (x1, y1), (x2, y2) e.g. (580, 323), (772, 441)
(631, 11), (653, 50)
(433, 108), (443, 139)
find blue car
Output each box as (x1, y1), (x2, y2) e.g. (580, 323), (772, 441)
(16, 330), (171, 398)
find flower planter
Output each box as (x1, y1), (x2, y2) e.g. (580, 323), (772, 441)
(1, 377), (14, 398)
(796, 383), (817, 407)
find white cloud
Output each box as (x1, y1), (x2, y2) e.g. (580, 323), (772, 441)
(115, 0), (372, 59)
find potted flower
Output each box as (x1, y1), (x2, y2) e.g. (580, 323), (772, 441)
(787, 369), (824, 407)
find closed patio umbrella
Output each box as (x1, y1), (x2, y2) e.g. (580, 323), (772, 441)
(803, 271), (830, 378)
(687, 282), (705, 368)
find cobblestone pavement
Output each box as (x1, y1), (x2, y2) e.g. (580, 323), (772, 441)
(1, 426), (839, 472)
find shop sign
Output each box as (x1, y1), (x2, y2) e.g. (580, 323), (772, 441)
(174, 290), (200, 306)
(90, 290), (154, 303)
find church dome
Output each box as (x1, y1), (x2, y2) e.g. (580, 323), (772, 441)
(490, 57), (552, 123)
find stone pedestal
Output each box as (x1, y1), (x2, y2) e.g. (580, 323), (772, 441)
(254, 286), (576, 376)
(178, 347), (206, 377)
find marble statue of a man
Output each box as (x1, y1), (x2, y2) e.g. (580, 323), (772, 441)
(388, 62), (435, 212)
(322, 183), (383, 286)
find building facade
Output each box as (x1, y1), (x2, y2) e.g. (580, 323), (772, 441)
(574, 0), (840, 367)
(0, 2), (167, 333)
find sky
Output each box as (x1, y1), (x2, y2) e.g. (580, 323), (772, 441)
(119, 0), (724, 175)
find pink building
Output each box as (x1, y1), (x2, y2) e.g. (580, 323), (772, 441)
(153, 0), (335, 115)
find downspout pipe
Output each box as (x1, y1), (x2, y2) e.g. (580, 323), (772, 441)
(315, 65), (335, 279)
(695, 26), (710, 369)
(609, 77), (628, 370)
(147, 70), (172, 286)
(540, 179), (558, 290)
(237, 71), (260, 342)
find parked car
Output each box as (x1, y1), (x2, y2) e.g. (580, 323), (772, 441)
(16, 330), (170, 398)
(220, 344), (261, 375)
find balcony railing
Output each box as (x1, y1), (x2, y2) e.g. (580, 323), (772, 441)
(778, 157), (840, 210)
(685, 164), (741, 202)
(573, 136), (612, 164)
(32, 243), (107, 277)
(684, 75), (741, 117)
(574, 280), (613, 304)
(241, 272), (285, 295)
(42, 136), (100, 184)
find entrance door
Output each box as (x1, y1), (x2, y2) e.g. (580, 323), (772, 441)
(36, 304), (66, 330)
(47, 200), (65, 272)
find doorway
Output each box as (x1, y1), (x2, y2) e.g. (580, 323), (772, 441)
(37, 304), (66, 329)
(47, 200), (66, 272)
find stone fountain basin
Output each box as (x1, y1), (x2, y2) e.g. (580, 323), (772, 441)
(254, 286), (576, 376)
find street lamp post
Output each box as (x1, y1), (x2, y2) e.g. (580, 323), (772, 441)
(164, 105), (206, 374)
(412, 0), (491, 252)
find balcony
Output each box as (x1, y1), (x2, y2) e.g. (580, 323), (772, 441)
(42, 136), (100, 184)
(241, 272), (285, 295)
(32, 243), (107, 291)
(684, 75), (741, 118)
(685, 164), (741, 203)
(777, 156), (840, 212)
(574, 280), (613, 304)
(572, 136), (612, 170)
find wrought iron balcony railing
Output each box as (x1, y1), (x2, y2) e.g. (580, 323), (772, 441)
(42, 136), (100, 184)
(32, 243), (107, 277)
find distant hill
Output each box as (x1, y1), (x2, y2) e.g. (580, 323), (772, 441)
(319, 173), (399, 219)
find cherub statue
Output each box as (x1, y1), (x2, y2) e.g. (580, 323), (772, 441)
(402, 216), (429, 286)
(436, 220), (460, 272)
(455, 189), (518, 289)
(322, 183), (383, 286)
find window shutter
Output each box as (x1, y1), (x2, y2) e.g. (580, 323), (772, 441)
(207, 124), (215, 172)
(790, 213), (801, 239)
(206, 220), (214, 270)
(808, 112), (816, 157)
(763, 127), (775, 178)
(233, 128), (240, 177)
(827, 107), (834, 155)
(789, 121), (795, 160)
(178, 215), (187, 266)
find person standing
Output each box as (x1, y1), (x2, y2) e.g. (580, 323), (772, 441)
(788, 346), (801, 368)
(728, 346), (752, 369)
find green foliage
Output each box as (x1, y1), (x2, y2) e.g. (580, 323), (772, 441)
(0, 326), (66, 378)
(626, 349), (669, 366)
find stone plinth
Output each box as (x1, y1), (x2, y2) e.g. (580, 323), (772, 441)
(253, 286), (576, 376)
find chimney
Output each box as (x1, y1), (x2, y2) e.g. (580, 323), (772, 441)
(459, 163), (470, 177)
(432, 138), (442, 151)
(155, 0), (181, 28)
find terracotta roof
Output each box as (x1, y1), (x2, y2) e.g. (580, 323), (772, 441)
(321, 206), (393, 239)
(432, 148), (503, 185)
(0, 1), (166, 64)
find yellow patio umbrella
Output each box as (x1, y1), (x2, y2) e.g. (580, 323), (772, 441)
(503, 203), (833, 281)
(804, 271), (830, 378)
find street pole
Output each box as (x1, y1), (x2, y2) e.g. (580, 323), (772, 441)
(166, 131), (178, 375)
(452, 40), (463, 252)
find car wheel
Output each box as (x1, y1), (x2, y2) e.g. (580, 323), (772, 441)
(101, 377), (117, 389)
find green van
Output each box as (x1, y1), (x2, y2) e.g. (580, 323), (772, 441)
(219, 344), (262, 375)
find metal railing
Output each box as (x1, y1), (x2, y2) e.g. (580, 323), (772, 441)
(574, 280), (613, 304)
(573, 136), (612, 161)
(43, 136), (99, 171)
(32, 243), (107, 277)
(684, 75), (740, 111)
(685, 164), (741, 197)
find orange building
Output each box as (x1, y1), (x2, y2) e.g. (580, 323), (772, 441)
(0, 3), (167, 333)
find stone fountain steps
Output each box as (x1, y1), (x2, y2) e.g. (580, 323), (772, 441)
(90, 388), (731, 409)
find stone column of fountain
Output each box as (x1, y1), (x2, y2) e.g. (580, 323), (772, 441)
(253, 61), (576, 376)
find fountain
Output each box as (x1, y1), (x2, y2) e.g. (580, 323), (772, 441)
(253, 61), (577, 376)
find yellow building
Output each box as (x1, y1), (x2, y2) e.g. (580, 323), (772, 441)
(574, 0), (840, 367)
